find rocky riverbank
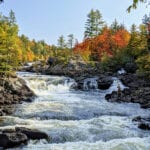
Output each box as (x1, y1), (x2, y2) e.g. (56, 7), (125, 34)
(20, 59), (150, 109)
(0, 127), (49, 148)
(105, 73), (150, 108)
(0, 74), (35, 116)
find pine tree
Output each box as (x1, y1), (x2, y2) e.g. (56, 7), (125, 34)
(143, 14), (150, 51)
(67, 34), (74, 49)
(84, 9), (104, 39)
(57, 35), (66, 49)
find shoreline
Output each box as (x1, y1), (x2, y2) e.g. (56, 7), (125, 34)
(0, 74), (35, 116)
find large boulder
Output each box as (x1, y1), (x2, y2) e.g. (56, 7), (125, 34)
(98, 76), (113, 90)
(15, 127), (49, 140)
(47, 57), (58, 66)
(105, 85), (150, 109)
(0, 132), (27, 148)
(0, 75), (35, 116)
(124, 62), (137, 73)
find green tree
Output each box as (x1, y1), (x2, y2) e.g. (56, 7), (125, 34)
(143, 14), (150, 51)
(9, 10), (16, 25)
(84, 9), (104, 39)
(0, 11), (20, 75)
(57, 35), (66, 49)
(127, 0), (149, 12)
(67, 34), (74, 49)
(110, 19), (120, 32)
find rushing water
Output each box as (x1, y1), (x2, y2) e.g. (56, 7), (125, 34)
(1, 72), (150, 150)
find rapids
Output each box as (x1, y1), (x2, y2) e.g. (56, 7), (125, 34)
(1, 72), (150, 150)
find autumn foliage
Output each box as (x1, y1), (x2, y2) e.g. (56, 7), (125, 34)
(74, 27), (130, 61)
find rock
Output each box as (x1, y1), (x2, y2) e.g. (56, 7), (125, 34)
(132, 116), (150, 131)
(98, 76), (113, 90)
(0, 109), (5, 116)
(141, 102), (150, 109)
(0, 76), (35, 116)
(106, 74), (150, 108)
(119, 74), (139, 89)
(15, 127), (49, 140)
(124, 62), (137, 73)
(105, 91), (122, 102)
(47, 57), (58, 66)
(0, 132), (28, 148)
(0, 127), (50, 148)
(138, 123), (150, 130)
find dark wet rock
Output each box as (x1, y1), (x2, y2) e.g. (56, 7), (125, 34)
(106, 73), (150, 108)
(105, 86), (150, 108)
(74, 75), (113, 90)
(119, 74), (149, 89)
(141, 102), (150, 109)
(132, 116), (150, 131)
(138, 123), (150, 130)
(105, 91), (127, 102)
(119, 74), (139, 90)
(15, 127), (49, 140)
(45, 56), (104, 78)
(0, 132), (27, 148)
(0, 127), (50, 148)
(124, 62), (137, 73)
(47, 57), (58, 66)
(0, 109), (5, 116)
(98, 76), (113, 90)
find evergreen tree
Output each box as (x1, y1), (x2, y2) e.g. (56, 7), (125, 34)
(84, 9), (104, 39)
(143, 14), (150, 51)
(9, 10), (16, 25)
(67, 34), (74, 49)
(57, 35), (66, 49)
(110, 19), (120, 32)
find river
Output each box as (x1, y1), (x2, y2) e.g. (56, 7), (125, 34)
(1, 72), (150, 150)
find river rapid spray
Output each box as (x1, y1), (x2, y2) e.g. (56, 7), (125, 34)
(0, 72), (150, 150)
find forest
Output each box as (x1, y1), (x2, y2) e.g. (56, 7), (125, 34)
(0, 9), (150, 77)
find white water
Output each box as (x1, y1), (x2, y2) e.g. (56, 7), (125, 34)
(83, 78), (98, 90)
(1, 72), (150, 150)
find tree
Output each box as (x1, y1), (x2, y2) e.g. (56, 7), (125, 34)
(110, 19), (120, 33)
(127, 0), (149, 12)
(110, 19), (125, 33)
(0, 11), (20, 75)
(9, 10), (16, 25)
(143, 13), (150, 51)
(67, 34), (74, 49)
(57, 35), (66, 49)
(84, 9), (104, 39)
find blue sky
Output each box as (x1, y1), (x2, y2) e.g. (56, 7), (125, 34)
(0, 0), (149, 45)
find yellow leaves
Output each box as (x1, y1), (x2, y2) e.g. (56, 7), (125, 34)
(27, 51), (34, 62)
(136, 54), (150, 76)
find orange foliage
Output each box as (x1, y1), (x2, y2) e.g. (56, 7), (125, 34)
(112, 29), (130, 49)
(74, 28), (130, 61)
(27, 50), (34, 62)
(74, 39), (91, 60)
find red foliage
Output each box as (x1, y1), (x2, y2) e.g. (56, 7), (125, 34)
(112, 29), (130, 49)
(74, 28), (130, 61)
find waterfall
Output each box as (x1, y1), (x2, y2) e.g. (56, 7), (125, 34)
(83, 78), (98, 90)
(117, 68), (126, 75)
(17, 72), (77, 95)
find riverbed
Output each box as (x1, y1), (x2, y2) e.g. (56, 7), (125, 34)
(1, 72), (150, 150)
